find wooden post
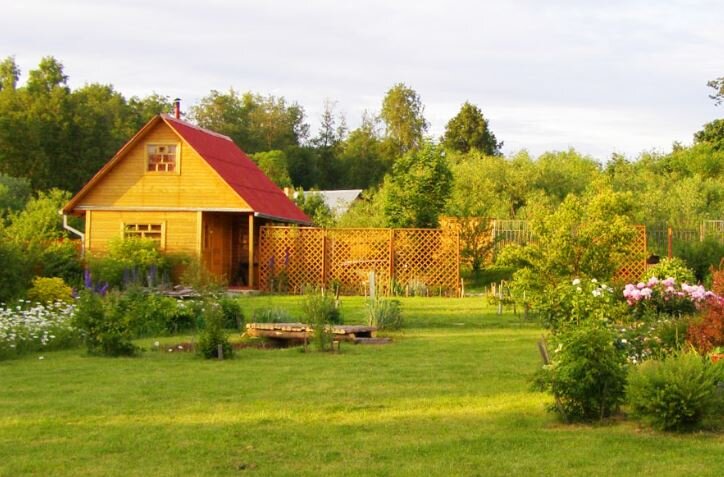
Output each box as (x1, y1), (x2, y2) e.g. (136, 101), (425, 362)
(456, 228), (461, 297)
(248, 214), (255, 288)
(497, 282), (503, 315)
(369, 271), (376, 300)
(667, 226), (673, 259)
(217, 344), (224, 360)
(389, 229), (395, 294)
(322, 231), (328, 288)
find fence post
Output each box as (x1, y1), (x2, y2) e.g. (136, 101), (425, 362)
(667, 226), (673, 259)
(321, 230), (328, 289)
(389, 229), (395, 294)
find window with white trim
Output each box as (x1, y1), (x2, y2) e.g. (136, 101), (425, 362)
(146, 144), (178, 172)
(123, 223), (165, 245)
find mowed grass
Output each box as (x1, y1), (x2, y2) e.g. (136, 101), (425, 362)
(1, 296), (722, 477)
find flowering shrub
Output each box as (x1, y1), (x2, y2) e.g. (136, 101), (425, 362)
(0, 299), (78, 359)
(536, 278), (623, 330)
(617, 276), (721, 361)
(622, 277), (713, 319)
(643, 258), (696, 285)
(687, 270), (724, 354)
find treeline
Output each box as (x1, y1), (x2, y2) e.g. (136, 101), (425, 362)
(0, 56), (722, 232)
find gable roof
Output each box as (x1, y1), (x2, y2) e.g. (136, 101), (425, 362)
(299, 189), (363, 217)
(64, 114), (310, 224)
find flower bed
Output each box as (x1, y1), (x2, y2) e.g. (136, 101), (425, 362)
(0, 300), (78, 358)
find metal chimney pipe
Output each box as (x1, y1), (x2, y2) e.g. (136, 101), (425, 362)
(173, 98), (181, 119)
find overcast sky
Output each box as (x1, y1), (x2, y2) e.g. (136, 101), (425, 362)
(3, 0), (723, 161)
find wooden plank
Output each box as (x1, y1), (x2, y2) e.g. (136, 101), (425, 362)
(248, 214), (255, 288)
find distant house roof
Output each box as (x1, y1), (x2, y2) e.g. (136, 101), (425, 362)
(63, 114), (310, 224)
(300, 189), (363, 217)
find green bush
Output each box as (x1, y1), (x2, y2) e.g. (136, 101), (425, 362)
(219, 296), (244, 330)
(73, 290), (138, 357)
(535, 278), (622, 331)
(0, 240), (31, 303)
(87, 237), (170, 289)
(27, 277), (73, 304)
(540, 322), (628, 422)
(38, 240), (83, 288)
(302, 289), (341, 352)
(627, 351), (724, 431)
(674, 237), (724, 285)
(196, 300), (233, 359)
(367, 297), (403, 330)
(644, 257), (696, 284)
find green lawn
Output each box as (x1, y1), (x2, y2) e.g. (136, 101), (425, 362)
(1, 296), (722, 476)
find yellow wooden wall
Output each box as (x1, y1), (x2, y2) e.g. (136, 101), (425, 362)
(87, 210), (199, 254)
(77, 122), (250, 210)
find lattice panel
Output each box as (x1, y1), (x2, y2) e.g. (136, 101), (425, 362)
(259, 226), (461, 296)
(615, 225), (647, 283)
(326, 229), (391, 295)
(258, 227), (325, 292)
(394, 229), (460, 296)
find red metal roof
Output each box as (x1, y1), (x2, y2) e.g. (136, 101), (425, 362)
(162, 115), (310, 224)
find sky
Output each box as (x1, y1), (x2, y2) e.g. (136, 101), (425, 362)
(2, 0), (723, 161)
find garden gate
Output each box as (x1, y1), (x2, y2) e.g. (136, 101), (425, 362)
(258, 227), (460, 296)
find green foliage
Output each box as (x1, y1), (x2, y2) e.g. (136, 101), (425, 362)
(0, 240), (31, 303)
(38, 240), (84, 287)
(383, 142), (452, 228)
(380, 83), (428, 155)
(294, 189), (335, 227)
(535, 278), (621, 331)
(88, 237), (170, 289)
(27, 277), (73, 304)
(505, 185), (637, 303)
(5, 189), (71, 245)
(627, 351), (724, 431)
(301, 289), (342, 351)
(219, 295), (245, 331)
(196, 299), (233, 359)
(366, 296), (403, 330)
(643, 258), (696, 284)
(189, 88), (309, 153)
(674, 238), (724, 284)
(251, 150), (292, 188)
(179, 256), (226, 294)
(251, 306), (295, 323)
(338, 115), (389, 189)
(541, 322), (628, 421)
(336, 188), (387, 228)
(74, 290), (138, 357)
(0, 173), (31, 219)
(442, 101), (501, 155)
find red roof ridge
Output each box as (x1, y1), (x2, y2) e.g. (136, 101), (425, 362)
(161, 114), (233, 142)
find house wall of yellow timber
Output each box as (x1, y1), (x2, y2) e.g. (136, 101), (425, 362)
(76, 122), (250, 210)
(86, 210), (199, 254)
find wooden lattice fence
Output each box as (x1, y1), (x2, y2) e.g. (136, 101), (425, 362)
(258, 227), (460, 296)
(614, 225), (648, 283)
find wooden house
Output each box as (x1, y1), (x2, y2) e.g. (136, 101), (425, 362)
(62, 109), (310, 287)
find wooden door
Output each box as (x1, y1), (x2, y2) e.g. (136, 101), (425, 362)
(202, 213), (232, 280)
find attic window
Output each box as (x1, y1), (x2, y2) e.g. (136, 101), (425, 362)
(146, 144), (177, 172)
(123, 223), (165, 246)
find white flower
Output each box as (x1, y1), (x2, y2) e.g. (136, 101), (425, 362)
(154, 341), (160, 347)
(572, 278), (581, 286)
(591, 278), (598, 283)
(38, 356), (44, 360)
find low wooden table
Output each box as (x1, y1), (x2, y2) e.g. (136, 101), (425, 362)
(245, 323), (389, 344)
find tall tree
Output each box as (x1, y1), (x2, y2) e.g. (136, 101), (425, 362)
(251, 150), (292, 188)
(339, 112), (387, 189)
(380, 83), (428, 156)
(190, 89), (309, 153)
(0, 57), (20, 91)
(311, 100), (346, 189)
(383, 142), (452, 228)
(442, 101), (501, 155)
